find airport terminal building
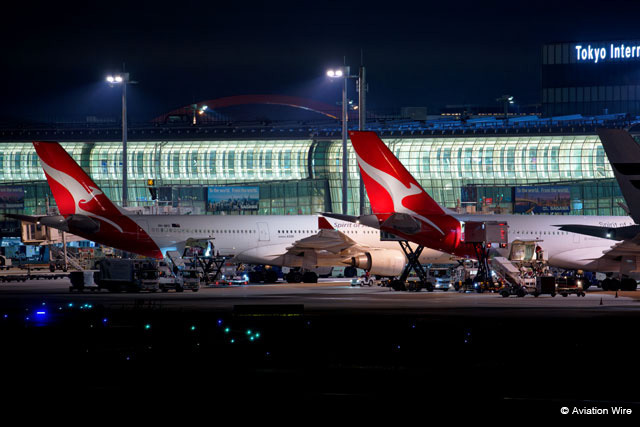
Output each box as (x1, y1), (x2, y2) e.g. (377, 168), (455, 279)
(4, 38), (640, 237)
(0, 116), (634, 239)
(543, 39), (640, 116)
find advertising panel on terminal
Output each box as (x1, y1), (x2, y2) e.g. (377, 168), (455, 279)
(514, 186), (571, 214)
(0, 186), (24, 209)
(207, 186), (259, 212)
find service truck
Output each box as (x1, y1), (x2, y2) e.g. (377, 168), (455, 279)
(159, 264), (201, 292)
(158, 258), (201, 292)
(94, 258), (159, 292)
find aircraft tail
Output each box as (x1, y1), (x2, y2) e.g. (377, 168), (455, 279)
(348, 131), (445, 217)
(33, 141), (123, 218)
(32, 141), (162, 258)
(596, 129), (640, 223)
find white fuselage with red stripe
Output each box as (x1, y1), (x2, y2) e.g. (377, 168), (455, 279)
(347, 130), (629, 274)
(127, 214), (455, 266)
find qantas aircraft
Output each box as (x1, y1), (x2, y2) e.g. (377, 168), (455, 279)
(325, 130), (638, 290)
(6, 140), (457, 281)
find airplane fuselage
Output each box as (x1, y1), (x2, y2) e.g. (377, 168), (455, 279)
(140, 215), (454, 265)
(377, 212), (631, 272)
(457, 214), (630, 271)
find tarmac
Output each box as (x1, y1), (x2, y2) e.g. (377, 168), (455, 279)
(1, 276), (638, 418)
(0, 276), (638, 316)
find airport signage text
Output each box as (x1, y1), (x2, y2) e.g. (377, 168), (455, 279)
(575, 43), (640, 64)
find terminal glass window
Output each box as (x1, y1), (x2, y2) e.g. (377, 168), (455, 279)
(0, 136), (622, 217)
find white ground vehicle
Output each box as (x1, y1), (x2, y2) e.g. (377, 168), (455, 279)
(351, 273), (374, 287)
(428, 268), (452, 291)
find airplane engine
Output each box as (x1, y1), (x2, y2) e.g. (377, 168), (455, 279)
(349, 250), (406, 277)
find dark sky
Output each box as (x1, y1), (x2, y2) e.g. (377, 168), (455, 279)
(3, 0), (640, 122)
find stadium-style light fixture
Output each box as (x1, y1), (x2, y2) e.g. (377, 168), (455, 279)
(106, 74), (126, 84)
(326, 68), (345, 78)
(496, 94), (515, 120)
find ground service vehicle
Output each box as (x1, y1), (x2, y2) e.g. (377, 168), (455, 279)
(94, 258), (159, 292)
(159, 268), (200, 292)
(428, 268), (452, 291)
(351, 274), (374, 287)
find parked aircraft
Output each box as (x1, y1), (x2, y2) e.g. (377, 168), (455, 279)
(324, 130), (637, 290)
(6, 141), (457, 282)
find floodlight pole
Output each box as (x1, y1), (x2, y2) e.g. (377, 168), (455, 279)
(328, 65), (363, 215)
(341, 68), (349, 215)
(358, 65), (366, 215)
(121, 75), (128, 207)
(107, 71), (133, 207)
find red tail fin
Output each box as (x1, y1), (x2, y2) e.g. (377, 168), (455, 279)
(348, 131), (445, 217)
(33, 141), (122, 218)
(33, 141), (162, 258)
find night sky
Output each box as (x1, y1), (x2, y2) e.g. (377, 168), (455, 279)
(3, 0), (640, 122)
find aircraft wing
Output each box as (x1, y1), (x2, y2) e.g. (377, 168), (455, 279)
(285, 217), (358, 255)
(275, 217), (366, 270)
(555, 224), (640, 242)
(599, 240), (640, 259)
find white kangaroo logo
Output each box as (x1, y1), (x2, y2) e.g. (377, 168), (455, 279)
(39, 159), (125, 233)
(356, 153), (445, 235)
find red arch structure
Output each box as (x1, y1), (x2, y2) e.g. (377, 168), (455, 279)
(152, 94), (353, 123)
